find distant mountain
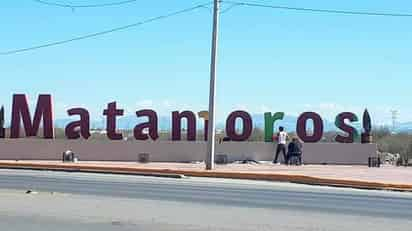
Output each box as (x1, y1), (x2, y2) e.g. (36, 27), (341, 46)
(55, 116), (173, 131)
(250, 114), (337, 132)
(396, 122), (412, 133)
(54, 114), (339, 132)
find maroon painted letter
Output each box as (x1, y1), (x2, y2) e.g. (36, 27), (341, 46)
(65, 108), (91, 139)
(10, 94), (54, 139)
(134, 109), (159, 141)
(335, 112), (359, 143)
(103, 102), (124, 140)
(172, 111), (196, 141)
(198, 111), (209, 141)
(296, 112), (323, 143)
(226, 111), (253, 141)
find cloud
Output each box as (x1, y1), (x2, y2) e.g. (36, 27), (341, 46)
(162, 100), (174, 108)
(234, 104), (249, 111)
(301, 103), (362, 120)
(318, 103), (345, 111)
(258, 104), (272, 113)
(136, 100), (153, 108)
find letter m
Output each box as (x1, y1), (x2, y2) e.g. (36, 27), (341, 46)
(10, 94), (54, 139)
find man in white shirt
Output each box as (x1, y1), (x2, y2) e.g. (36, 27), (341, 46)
(273, 126), (288, 164)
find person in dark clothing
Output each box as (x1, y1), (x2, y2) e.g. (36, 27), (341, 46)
(287, 138), (303, 165)
(273, 126), (288, 164)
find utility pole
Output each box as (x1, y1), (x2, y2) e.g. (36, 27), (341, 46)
(206, 0), (220, 170)
(391, 110), (399, 132)
(0, 105), (4, 138)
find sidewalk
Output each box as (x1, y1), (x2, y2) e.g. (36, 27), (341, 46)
(0, 161), (412, 192)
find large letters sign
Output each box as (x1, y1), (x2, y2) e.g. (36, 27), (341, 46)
(0, 94), (372, 144)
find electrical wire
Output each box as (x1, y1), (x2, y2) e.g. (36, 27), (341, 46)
(0, 2), (212, 55)
(220, 2), (242, 14)
(5, 1), (412, 56)
(32, 0), (138, 8)
(223, 1), (412, 17)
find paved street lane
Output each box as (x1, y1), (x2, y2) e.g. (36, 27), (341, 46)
(0, 169), (411, 230)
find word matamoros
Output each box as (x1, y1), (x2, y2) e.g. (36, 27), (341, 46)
(0, 94), (372, 143)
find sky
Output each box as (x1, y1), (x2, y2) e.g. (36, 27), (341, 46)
(1, 0), (412, 125)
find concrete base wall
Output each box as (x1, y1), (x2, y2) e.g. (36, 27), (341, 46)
(0, 140), (377, 165)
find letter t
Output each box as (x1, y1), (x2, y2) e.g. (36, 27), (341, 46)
(103, 102), (124, 140)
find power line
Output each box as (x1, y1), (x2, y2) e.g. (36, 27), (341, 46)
(391, 110), (399, 132)
(220, 2), (242, 14)
(32, 0), (138, 8)
(0, 2), (212, 55)
(5, 1), (412, 56)
(201, 2), (240, 14)
(223, 1), (412, 17)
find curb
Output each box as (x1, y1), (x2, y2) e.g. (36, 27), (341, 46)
(0, 164), (185, 179)
(0, 162), (411, 192)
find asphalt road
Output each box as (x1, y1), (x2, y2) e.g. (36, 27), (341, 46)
(0, 169), (411, 231)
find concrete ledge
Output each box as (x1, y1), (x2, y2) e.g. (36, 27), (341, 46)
(0, 161), (411, 192)
(0, 140), (377, 165)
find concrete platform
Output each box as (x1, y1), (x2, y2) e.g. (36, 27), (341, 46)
(0, 140), (377, 165)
